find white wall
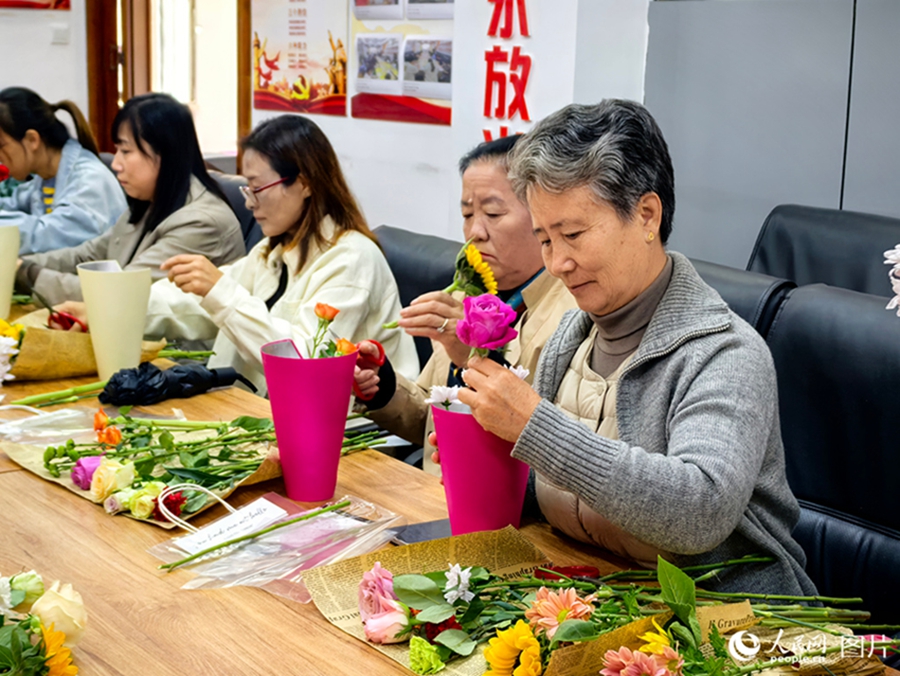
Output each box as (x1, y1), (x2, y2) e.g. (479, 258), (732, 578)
(0, 0), (89, 117)
(194, 0), (238, 156)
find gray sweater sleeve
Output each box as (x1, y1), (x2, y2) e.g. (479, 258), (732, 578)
(512, 334), (775, 556)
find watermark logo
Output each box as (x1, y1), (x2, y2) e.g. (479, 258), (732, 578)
(728, 631), (762, 662)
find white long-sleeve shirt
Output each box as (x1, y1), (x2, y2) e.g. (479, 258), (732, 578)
(145, 217), (419, 394)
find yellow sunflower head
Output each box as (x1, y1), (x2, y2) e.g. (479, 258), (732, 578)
(464, 244), (499, 295)
(41, 623), (79, 676)
(482, 620), (542, 676)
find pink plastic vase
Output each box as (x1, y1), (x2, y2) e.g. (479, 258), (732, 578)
(261, 339), (357, 502)
(431, 405), (530, 535)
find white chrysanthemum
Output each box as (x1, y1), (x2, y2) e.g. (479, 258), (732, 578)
(443, 563), (474, 604)
(0, 336), (19, 386)
(506, 364), (530, 380)
(884, 245), (900, 267)
(424, 385), (461, 409)
(0, 577), (12, 614)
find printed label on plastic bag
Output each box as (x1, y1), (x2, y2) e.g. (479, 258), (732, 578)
(173, 497), (288, 555)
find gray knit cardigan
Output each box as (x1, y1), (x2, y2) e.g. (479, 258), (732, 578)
(514, 252), (817, 595)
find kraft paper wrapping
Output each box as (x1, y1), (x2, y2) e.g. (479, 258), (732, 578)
(77, 261), (152, 381)
(304, 527), (550, 676)
(0, 226), (19, 320)
(1, 429), (282, 529)
(9, 309), (165, 381)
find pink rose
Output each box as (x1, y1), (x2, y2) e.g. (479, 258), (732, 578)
(71, 455), (104, 490)
(358, 562), (396, 621)
(363, 597), (410, 644)
(455, 294), (518, 351)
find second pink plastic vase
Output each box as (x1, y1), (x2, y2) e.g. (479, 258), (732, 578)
(261, 339), (357, 502)
(431, 405), (530, 535)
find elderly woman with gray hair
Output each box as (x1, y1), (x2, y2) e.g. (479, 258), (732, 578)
(453, 99), (816, 595)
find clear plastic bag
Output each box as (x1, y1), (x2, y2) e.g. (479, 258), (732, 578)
(148, 493), (405, 603)
(0, 406), (97, 444)
(0, 406), (187, 445)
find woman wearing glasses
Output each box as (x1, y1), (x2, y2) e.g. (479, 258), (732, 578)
(16, 92), (244, 305)
(60, 114), (418, 394)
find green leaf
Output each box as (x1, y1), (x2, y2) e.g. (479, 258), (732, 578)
(134, 457), (157, 479)
(657, 556), (701, 644)
(230, 416), (274, 433)
(709, 624), (728, 658)
(468, 567), (490, 582)
(424, 571), (447, 586)
(458, 596), (485, 625)
(551, 620), (600, 647)
(159, 430), (175, 451)
(8, 589), (25, 608)
(393, 574), (447, 610)
(183, 490), (209, 514)
(119, 405), (133, 415)
(131, 434), (152, 448)
(416, 603), (456, 624)
(179, 451), (196, 468)
(433, 629), (476, 656)
(165, 466), (228, 486)
(669, 621), (697, 651)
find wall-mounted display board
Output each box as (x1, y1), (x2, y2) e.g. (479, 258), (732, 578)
(350, 1), (454, 125)
(252, 0), (349, 116)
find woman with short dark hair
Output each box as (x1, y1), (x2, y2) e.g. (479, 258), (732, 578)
(450, 100), (815, 595)
(0, 86), (126, 254)
(16, 92), (244, 305)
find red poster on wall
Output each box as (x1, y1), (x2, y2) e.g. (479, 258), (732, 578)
(251, 0), (348, 116)
(0, 1), (70, 8)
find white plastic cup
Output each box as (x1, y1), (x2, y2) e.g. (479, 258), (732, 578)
(77, 261), (151, 380)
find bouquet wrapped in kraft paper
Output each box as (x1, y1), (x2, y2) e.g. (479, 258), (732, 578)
(7, 309), (166, 381)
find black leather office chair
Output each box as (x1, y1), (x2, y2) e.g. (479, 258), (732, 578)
(209, 172), (263, 253)
(748, 204), (900, 297)
(373, 225), (461, 370)
(690, 258), (795, 337)
(765, 284), (900, 623)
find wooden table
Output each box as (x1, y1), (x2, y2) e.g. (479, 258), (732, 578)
(0, 374), (625, 675)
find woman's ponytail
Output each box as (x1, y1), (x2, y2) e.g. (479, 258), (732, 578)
(53, 100), (99, 157)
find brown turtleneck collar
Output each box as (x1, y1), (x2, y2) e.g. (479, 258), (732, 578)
(589, 255), (673, 378)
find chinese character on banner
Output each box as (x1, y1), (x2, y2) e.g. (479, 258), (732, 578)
(488, 0), (530, 39)
(483, 0), (533, 141)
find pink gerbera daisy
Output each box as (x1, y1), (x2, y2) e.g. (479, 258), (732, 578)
(524, 586), (597, 640)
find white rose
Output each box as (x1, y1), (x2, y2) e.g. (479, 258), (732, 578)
(30, 580), (87, 646)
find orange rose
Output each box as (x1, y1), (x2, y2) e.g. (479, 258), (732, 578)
(98, 426), (122, 446)
(93, 408), (109, 432)
(335, 338), (357, 356)
(315, 303), (340, 321)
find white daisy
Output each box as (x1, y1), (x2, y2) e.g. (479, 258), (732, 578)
(424, 385), (461, 409)
(506, 364), (530, 380)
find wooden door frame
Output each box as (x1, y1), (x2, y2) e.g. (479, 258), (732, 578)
(237, 0), (251, 171)
(85, 0), (119, 153)
(122, 0), (152, 101)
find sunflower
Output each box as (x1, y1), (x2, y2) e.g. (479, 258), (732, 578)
(464, 244), (499, 295)
(637, 617), (671, 655)
(41, 623), (79, 676)
(483, 620), (542, 676)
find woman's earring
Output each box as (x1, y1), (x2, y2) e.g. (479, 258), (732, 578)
(647, 232), (655, 242)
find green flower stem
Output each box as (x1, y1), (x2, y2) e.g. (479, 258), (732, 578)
(694, 590), (864, 605)
(159, 500), (352, 571)
(11, 380), (107, 406)
(598, 556), (776, 581)
(382, 320), (399, 329)
(35, 392), (100, 407)
(157, 349), (214, 360)
(754, 611), (849, 636)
